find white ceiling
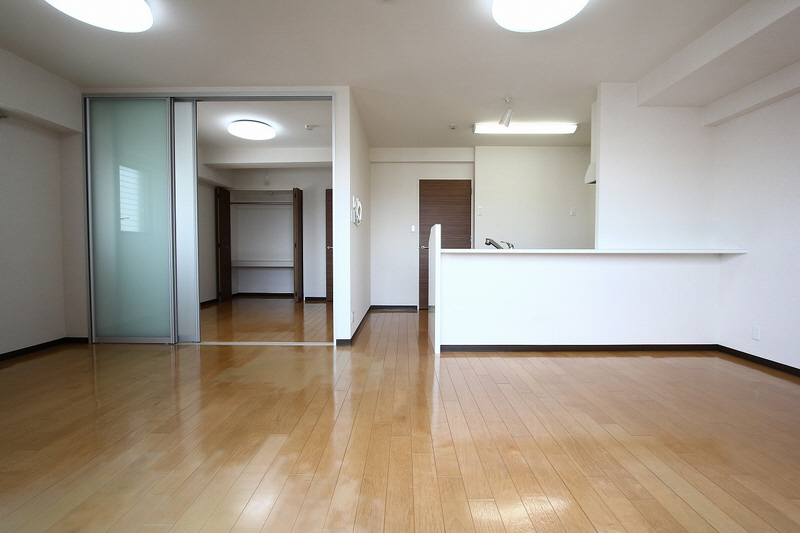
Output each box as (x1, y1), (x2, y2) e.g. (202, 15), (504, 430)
(196, 99), (333, 169)
(0, 0), (772, 147)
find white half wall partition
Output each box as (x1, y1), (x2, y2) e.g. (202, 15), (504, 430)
(432, 249), (745, 352)
(428, 224), (441, 353)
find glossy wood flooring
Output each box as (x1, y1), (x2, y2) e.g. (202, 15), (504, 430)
(200, 297), (332, 343)
(3, 311), (800, 532)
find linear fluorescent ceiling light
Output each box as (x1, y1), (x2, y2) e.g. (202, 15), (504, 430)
(227, 120), (277, 140)
(473, 123), (578, 134)
(492, 0), (589, 32)
(44, 0), (153, 33)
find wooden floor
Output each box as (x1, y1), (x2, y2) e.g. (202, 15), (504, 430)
(200, 297), (332, 343)
(2, 311), (800, 532)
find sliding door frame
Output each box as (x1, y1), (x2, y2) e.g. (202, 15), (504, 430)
(173, 99), (201, 342)
(85, 91), (336, 344)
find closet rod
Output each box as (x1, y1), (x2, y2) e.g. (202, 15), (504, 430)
(230, 201), (293, 205)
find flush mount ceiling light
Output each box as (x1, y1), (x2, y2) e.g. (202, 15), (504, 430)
(492, 0), (589, 33)
(227, 120), (277, 140)
(44, 0), (153, 33)
(473, 122), (578, 134)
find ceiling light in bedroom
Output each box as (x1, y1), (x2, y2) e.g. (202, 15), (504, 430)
(227, 120), (277, 140)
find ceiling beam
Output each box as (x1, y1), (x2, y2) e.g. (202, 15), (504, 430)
(637, 0), (799, 107)
(200, 146), (332, 169)
(703, 59), (800, 126)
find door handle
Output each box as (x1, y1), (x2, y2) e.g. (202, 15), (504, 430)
(326, 246), (333, 250)
(420, 246), (429, 250)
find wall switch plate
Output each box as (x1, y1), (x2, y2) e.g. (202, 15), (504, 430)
(477, 206), (483, 216)
(411, 225), (416, 232)
(570, 207), (577, 216)
(752, 325), (762, 341)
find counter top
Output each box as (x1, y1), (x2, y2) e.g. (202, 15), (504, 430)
(441, 248), (747, 255)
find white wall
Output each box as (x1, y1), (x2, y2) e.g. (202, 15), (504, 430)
(475, 146), (594, 249)
(593, 81), (800, 369)
(0, 117), (67, 353)
(233, 168), (331, 298)
(332, 88), (352, 341)
(232, 201), (294, 293)
(0, 46), (85, 353)
(713, 93), (800, 368)
(197, 153), (234, 189)
(371, 157), (474, 306)
(60, 132), (88, 337)
(0, 47), (82, 132)
(349, 93), (371, 335)
(197, 180), (218, 303)
(595, 83), (716, 249)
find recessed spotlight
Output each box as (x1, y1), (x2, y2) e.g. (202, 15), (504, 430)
(227, 120), (277, 140)
(492, 0), (589, 33)
(44, 0), (154, 33)
(473, 122), (577, 134)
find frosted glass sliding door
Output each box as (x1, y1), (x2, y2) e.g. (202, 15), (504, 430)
(87, 98), (174, 342)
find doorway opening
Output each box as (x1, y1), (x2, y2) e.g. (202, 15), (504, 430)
(195, 99), (333, 343)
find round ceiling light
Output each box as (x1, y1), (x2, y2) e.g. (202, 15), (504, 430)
(492, 0), (589, 33)
(44, 0), (154, 33)
(227, 120), (277, 141)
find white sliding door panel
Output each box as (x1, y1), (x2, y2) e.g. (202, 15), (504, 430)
(174, 100), (200, 342)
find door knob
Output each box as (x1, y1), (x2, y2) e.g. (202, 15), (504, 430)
(326, 246), (333, 250)
(420, 245), (429, 250)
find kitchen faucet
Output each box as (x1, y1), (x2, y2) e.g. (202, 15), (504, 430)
(486, 238), (515, 249)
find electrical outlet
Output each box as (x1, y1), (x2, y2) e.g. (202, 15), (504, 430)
(351, 311), (355, 324)
(752, 325), (762, 341)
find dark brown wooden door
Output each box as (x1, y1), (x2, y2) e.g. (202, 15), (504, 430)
(215, 187), (232, 302)
(293, 188), (304, 303)
(419, 180), (472, 309)
(325, 188), (333, 302)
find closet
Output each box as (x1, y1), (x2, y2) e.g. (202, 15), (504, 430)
(216, 188), (304, 302)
